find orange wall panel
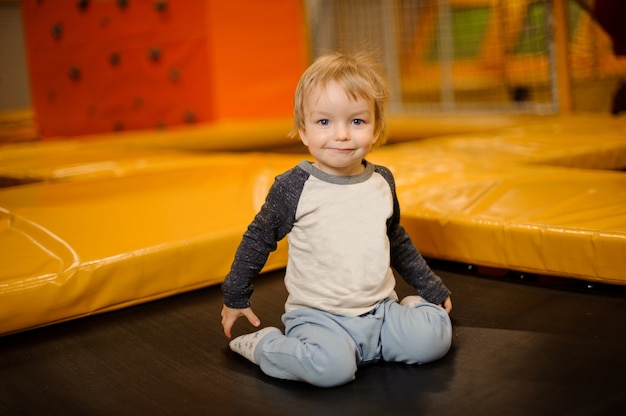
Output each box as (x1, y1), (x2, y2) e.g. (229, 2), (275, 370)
(21, 0), (306, 138)
(205, 0), (306, 120)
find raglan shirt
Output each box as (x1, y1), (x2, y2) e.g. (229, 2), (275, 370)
(222, 160), (450, 316)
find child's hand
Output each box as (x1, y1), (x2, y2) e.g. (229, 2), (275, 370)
(439, 297), (452, 314)
(221, 305), (261, 339)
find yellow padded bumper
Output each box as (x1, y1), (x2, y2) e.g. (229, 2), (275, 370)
(372, 113), (626, 285)
(0, 153), (301, 334)
(0, 114), (625, 335)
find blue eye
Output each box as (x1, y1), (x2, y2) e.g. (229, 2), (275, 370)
(352, 119), (364, 125)
(318, 119), (329, 126)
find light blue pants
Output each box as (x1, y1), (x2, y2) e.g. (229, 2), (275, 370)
(254, 298), (452, 387)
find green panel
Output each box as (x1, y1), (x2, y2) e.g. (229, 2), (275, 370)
(428, 6), (491, 61)
(567, 0), (583, 39)
(514, 1), (548, 55)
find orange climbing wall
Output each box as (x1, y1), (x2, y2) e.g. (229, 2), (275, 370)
(20, 0), (306, 138)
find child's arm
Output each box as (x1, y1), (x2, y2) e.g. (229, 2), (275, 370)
(375, 164), (451, 305)
(220, 167), (307, 335)
(389, 222), (451, 305)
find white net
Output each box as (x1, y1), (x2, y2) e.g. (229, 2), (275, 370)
(305, 0), (626, 115)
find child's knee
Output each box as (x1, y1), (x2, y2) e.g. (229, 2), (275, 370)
(382, 304), (452, 364)
(306, 348), (357, 388)
(413, 307), (452, 362)
(259, 334), (358, 387)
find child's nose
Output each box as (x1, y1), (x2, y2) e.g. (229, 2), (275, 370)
(335, 124), (349, 140)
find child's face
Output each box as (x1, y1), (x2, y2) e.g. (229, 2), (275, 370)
(299, 81), (378, 176)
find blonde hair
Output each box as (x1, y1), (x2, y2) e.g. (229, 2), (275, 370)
(289, 52), (390, 145)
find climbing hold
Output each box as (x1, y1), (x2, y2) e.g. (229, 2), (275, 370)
(68, 67), (81, 81)
(154, 1), (168, 12)
(168, 67), (180, 82)
(147, 47), (162, 62)
(109, 52), (121, 67)
(76, 0), (90, 12)
(183, 111), (197, 124)
(50, 23), (63, 40)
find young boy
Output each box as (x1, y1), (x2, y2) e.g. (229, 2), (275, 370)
(221, 52), (452, 388)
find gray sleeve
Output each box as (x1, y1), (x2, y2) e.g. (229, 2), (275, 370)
(375, 165), (451, 305)
(222, 166), (309, 308)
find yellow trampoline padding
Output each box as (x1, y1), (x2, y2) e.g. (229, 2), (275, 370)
(32, 118), (296, 151)
(0, 143), (230, 183)
(1, 113), (626, 334)
(386, 113), (522, 142)
(0, 152), (303, 335)
(0, 118), (300, 181)
(385, 113), (626, 169)
(369, 114), (626, 285)
(392, 164), (626, 286)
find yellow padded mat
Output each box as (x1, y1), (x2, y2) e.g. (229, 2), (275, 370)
(1, 113), (625, 334)
(392, 163), (626, 285)
(371, 114), (626, 285)
(0, 153), (302, 334)
(0, 143), (224, 183)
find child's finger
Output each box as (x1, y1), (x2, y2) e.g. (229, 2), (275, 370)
(243, 309), (261, 327)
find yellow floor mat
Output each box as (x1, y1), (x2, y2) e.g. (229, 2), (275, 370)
(0, 153), (301, 334)
(1, 113), (625, 334)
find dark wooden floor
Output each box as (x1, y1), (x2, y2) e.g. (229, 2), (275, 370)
(2, 263), (626, 415)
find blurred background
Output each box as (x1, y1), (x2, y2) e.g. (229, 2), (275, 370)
(1, 0), (625, 142)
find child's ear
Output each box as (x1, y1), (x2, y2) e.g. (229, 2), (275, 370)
(299, 128), (308, 146)
(371, 130), (380, 145)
